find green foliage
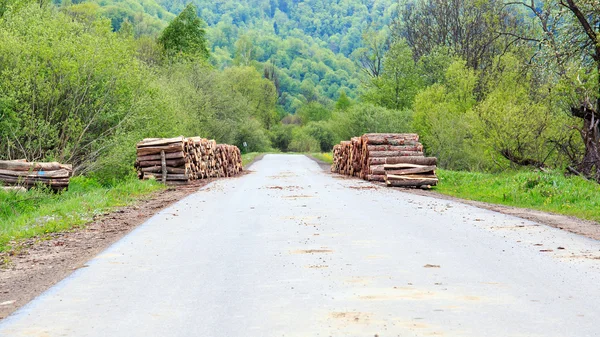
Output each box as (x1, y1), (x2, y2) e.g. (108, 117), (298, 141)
(304, 121), (335, 152)
(413, 60), (481, 170)
(474, 54), (572, 169)
(436, 169), (600, 223)
(0, 4), (153, 172)
(331, 103), (413, 142)
(296, 102), (331, 124)
(311, 152), (333, 164)
(288, 128), (320, 153)
(335, 90), (352, 111)
(269, 124), (296, 152)
(363, 39), (423, 110)
(158, 3), (209, 61)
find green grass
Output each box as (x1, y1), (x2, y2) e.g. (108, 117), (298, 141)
(436, 169), (600, 222)
(0, 176), (164, 252)
(241, 152), (265, 167)
(310, 152), (333, 164)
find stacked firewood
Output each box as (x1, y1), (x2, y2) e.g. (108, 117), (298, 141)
(332, 133), (438, 187)
(135, 136), (242, 185)
(0, 159), (73, 190)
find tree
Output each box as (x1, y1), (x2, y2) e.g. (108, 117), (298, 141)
(335, 90), (351, 110)
(507, 0), (599, 181)
(397, 0), (525, 72)
(158, 3), (209, 62)
(363, 39), (422, 110)
(413, 60), (480, 170)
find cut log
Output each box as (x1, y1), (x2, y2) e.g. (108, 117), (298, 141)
(363, 134), (419, 145)
(366, 174), (386, 182)
(369, 157), (437, 166)
(386, 179), (438, 187)
(137, 136), (185, 147)
(366, 145), (423, 152)
(136, 143), (185, 156)
(0, 160), (71, 172)
(0, 169), (71, 179)
(368, 151), (424, 158)
(136, 151), (185, 162)
(137, 158), (187, 168)
(141, 166), (189, 174)
(386, 174), (438, 180)
(384, 166), (437, 175)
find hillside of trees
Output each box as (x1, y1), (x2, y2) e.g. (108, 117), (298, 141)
(0, 0), (598, 183)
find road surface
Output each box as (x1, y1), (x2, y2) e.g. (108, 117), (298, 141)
(1, 154), (600, 336)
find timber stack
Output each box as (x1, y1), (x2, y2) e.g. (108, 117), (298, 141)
(0, 159), (73, 190)
(331, 133), (438, 187)
(135, 136), (242, 185)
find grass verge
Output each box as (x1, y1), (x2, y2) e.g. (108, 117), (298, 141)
(436, 169), (600, 223)
(241, 152), (264, 167)
(310, 152), (333, 164)
(0, 176), (164, 252)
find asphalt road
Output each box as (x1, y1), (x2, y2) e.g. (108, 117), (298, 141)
(1, 154), (600, 337)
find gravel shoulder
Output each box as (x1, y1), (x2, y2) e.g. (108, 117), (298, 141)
(308, 155), (600, 241)
(0, 180), (214, 319)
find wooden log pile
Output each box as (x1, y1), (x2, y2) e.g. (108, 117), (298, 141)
(332, 133), (438, 187)
(0, 159), (73, 190)
(135, 136), (242, 185)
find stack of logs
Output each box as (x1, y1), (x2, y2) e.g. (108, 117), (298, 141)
(0, 159), (73, 191)
(332, 133), (438, 187)
(136, 136), (242, 185)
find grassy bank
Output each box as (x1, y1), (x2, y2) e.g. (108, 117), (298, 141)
(0, 177), (164, 252)
(310, 152), (333, 164)
(314, 151), (599, 222)
(242, 152), (265, 167)
(436, 170), (600, 223)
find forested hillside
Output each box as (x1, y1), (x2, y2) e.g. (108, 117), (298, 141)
(0, 0), (598, 185)
(54, 0), (396, 112)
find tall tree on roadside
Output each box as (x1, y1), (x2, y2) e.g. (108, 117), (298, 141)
(506, 0), (599, 181)
(158, 3), (209, 62)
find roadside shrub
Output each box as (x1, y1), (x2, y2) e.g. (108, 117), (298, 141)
(304, 121), (335, 152)
(288, 128), (320, 152)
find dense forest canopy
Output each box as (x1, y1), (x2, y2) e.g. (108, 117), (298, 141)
(0, 0), (598, 183)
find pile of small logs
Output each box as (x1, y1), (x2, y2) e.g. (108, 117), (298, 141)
(332, 133), (438, 187)
(0, 159), (73, 191)
(135, 136), (242, 185)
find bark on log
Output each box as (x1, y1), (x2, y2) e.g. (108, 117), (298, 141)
(384, 166), (437, 175)
(369, 157), (437, 165)
(137, 136), (185, 147)
(138, 158), (187, 168)
(366, 145), (423, 152)
(366, 174), (386, 182)
(386, 179), (438, 187)
(0, 169), (71, 178)
(136, 143), (185, 156)
(141, 166), (189, 174)
(368, 151), (424, 158)
(0, 160), (71, 172)
(136, 151), (185, 162)
(386, 174), (438, 180)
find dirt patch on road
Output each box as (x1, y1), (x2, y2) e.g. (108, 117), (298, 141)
(0, 179), (214, 320)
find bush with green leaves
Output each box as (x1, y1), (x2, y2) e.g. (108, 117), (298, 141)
(330, 103), (413, 143)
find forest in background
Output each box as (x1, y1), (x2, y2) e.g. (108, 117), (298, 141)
(0, 0), (598, 184)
